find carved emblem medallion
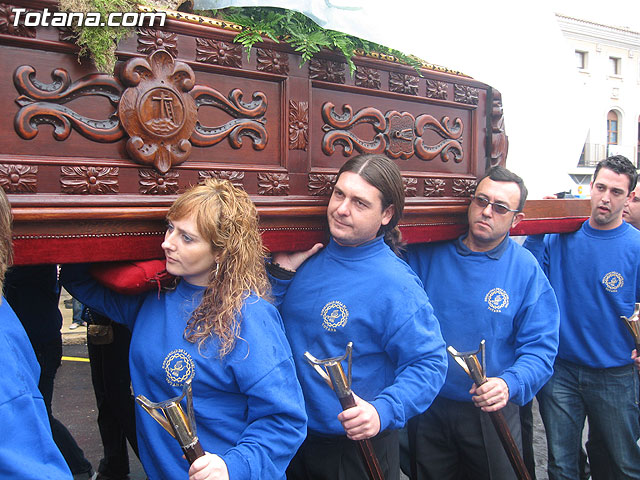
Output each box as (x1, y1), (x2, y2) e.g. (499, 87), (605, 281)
(119, 49), (197, 173)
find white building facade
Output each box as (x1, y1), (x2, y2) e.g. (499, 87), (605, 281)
(556, 14), (640, 194)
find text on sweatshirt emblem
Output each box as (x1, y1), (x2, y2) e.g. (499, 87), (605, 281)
(485, 288), (509, 313)
(162, 348), (195, 386)
(602, 271), (624, 292)
(322, 300), (349, 332)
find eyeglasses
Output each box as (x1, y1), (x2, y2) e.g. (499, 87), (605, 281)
(471, 195), (519, 215)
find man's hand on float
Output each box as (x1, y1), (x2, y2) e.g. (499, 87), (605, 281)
(470, 377), (510, 412)
(272, 243), (324, 272)
(337, 393), (381, 441)
(632, 349), (640, 371)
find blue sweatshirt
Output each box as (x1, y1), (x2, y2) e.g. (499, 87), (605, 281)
(61, 265), (307, 480)
(524, 220), (640, 368)
(0, 298), (72, 479)
(404, 235), (559, 405)
(271, 236), (447, 435)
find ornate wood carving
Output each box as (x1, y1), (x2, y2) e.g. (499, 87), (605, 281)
(425, 79), (447, 100)
(321, 103), (463, 162)
(195, 38), (242, 68)
(452, 178), (476, 197)
(0, 164), (37, 193)
(190, 86), (267, 150)
(60, 166), (119, 194)
(0, 4), (36, 37)
(288, 100), (308, 151)
(139, 168), (179, 194)
(354, 66), (381, 90)
(389, 72), (418, 95)
(198, 170), (245, 189)
(257, 172), (289, 195)
(403, 177), (417, 197)
(119, 49), (197, 173)
(256, 48), (289, 75)
(308, 173), (336, 196)
(13, 65), (124, 142)
(490, 89), (509, 167)
(454, 84), (479, 105)
(424, 178), (446, 197)
(137, 28), (178, 58)
(309, 59), (345, 84)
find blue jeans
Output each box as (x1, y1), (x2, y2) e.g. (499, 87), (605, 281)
(538, 358), (640, 480)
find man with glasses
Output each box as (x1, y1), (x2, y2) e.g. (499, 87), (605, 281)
(524, 155), (640, 479)
(404, 165), (560, 479)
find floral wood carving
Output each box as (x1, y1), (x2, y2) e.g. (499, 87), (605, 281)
(452, 178), (476, 197)
(190, 86), (267, 150)
(137, 28), (178, 58)
(289, 100), (308, 151)
(309, 59), (345, 84)
(256, 48), (289, 75)
(195, 38), (242, 68)
(426, 80), (447, 100)
(321, 103), (464, 163)
(389, 72), (418, 95)
(0, 164), (37, 193)
(490, 89), (509, 167)
(308, 174), (336, 196)
(60, 166), (119, 194)
(403, 177), (417, 197)
(257, 172), (289, 195)
(139, 168), (179, 194)
(355, 67), (381, 90)
(424, 178), (446, 197)
(0, 4), (36, 38)
(198, 170), (245, 189)
(454, 84), (479, 105)
(119, 49), (197, 173)
(13, 65), (124, 142)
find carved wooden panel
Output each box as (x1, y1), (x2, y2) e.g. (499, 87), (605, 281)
(0, 3), (35, 37)
(119, 49), (197, 173)
(288, 100), (308, 151)
(0, 0), (505, 264)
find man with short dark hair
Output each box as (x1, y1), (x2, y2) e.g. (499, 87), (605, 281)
(524, 155), (640, 479)
(269, 154), (448, 480)
(405, 165), (560, 479)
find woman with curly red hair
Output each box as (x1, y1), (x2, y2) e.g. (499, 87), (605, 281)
(62, 179), (307, 480)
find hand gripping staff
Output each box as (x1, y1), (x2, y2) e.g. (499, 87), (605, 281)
(620, 302), (640, 378)
(447, 340), (532, 480)
(304, 342), (385, 480)
(136, 378), (205, 464)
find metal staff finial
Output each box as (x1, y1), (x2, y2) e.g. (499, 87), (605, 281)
(620, 302), (640, 348)
(136, 378), (204, 464)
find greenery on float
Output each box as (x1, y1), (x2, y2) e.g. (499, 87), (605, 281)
(57, 2), (423, 75)
(208, 6), (423, 74)
(59, 0), (138, 73)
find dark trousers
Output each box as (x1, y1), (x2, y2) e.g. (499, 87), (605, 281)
(36, 338), (93, 476)
(287, 429), (399, 480)
(519, 401), (536, 479)
(88, 321), (138, 478)
(409, 396), (521, 480)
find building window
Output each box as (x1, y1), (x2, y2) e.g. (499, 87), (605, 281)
(576, 51), (587, 69)
(607, 110), (619, 156)
(609, 56), (621, 75)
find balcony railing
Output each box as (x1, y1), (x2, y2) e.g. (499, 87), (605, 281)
(577, 143), (639, 167)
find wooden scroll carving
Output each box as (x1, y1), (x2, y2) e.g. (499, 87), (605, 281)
(289, 100), (309, 150)
(490, 89), (508, 167)
(190, 86), (268, 150)
(13, 66), (124, 142)
(119, 48), (197, 173)
(321, 102), (463, 162)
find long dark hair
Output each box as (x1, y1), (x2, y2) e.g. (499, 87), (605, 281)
(337, 154), (405, 255)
